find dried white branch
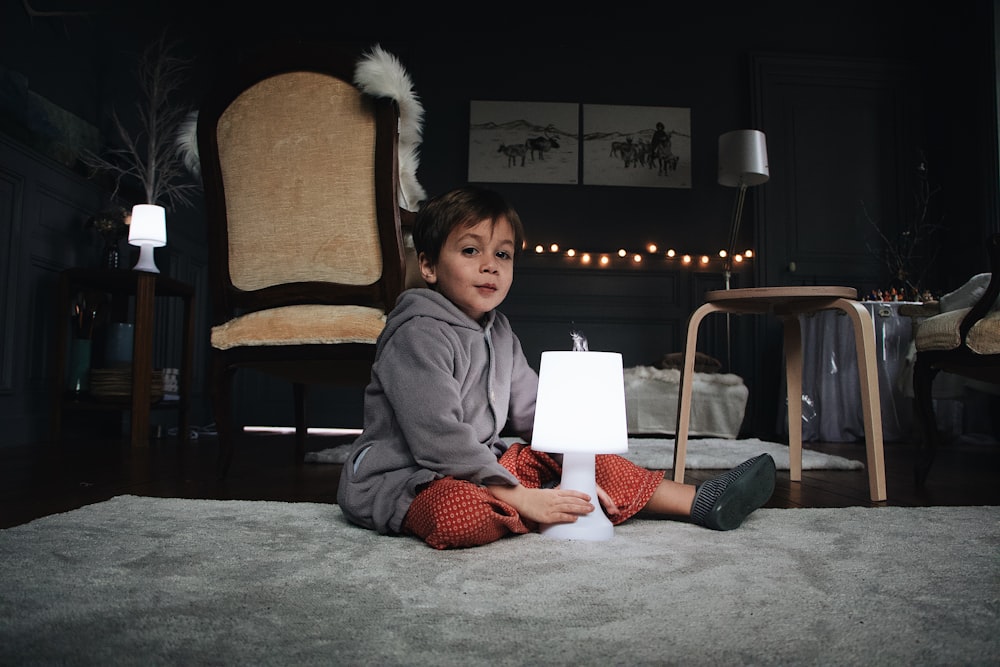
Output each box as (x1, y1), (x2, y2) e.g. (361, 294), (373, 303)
(82, 31), (199, 210)
(863, 151), (946, 297)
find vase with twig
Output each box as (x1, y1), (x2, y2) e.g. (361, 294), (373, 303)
(66, 291), (102, 393)
(81, 31), (199, 272)
(85, 205), (130, 269)
(864, 150), (946, 301)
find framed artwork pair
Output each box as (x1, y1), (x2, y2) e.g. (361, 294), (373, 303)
(467, 101), (692, 189)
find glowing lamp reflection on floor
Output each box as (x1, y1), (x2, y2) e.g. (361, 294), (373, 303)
(530, 350), (629, 541)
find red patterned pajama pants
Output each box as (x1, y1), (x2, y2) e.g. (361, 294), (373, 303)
(402, 442), (665, 550)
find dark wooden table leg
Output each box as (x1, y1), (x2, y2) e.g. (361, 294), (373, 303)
(130, 272), (155, 447)
(179, 288), (195, 443)
(50, 272), (71, 443)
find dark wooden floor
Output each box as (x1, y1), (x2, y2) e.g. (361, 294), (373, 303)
(2, 431), (998, 530)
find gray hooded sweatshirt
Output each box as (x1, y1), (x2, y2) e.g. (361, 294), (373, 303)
(337, 288), (538, 534)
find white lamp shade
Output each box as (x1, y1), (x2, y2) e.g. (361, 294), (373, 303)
(718, 129), (770, 187)
(531, 351), (629, 455)
(128, 204), (167, 247)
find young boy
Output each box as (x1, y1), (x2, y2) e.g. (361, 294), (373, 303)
(337, 186), (775, 549)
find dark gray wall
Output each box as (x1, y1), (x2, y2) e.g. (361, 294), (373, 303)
(1, 0), (997, 445)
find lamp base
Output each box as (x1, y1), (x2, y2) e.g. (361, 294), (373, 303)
(539, 452), (615, 541)
(131, 244), (160, 273)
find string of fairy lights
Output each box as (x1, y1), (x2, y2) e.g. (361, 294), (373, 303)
(526, 242), (754, 268)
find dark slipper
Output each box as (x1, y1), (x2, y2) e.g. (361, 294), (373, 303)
(690, 453), (776, 531)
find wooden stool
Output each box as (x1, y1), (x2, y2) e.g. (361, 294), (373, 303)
(673, 286), (887, 502)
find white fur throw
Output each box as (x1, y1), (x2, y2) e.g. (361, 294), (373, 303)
(353, 44), (426, 212)
(173, 44), (426, 212)
(623, 365), (749, 439)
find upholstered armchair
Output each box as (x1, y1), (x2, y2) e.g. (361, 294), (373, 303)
(197, 41), (417, 476)
(908, 234), (1000, 485)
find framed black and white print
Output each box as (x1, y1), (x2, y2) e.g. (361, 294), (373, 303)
(582, 104), (691, 188)
(468, 101), (579, 185)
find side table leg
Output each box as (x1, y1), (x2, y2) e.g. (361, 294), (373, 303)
(51, 273), (71, 444)
(130, 273), (155, 447)
(781, 315), (804, 482)
(837, 299), (887, 502)
(179, 289), (195, 443)
(673, 303), (723, 483)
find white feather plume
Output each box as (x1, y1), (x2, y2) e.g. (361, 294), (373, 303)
(353, 43), (426, 211)
(174, 110), (200, 179)
(172, 44), (427, 211)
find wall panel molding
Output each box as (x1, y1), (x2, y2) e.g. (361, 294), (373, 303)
(0, 166), (25, 394)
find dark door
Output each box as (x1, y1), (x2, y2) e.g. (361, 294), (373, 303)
(744, 53), (917, 439)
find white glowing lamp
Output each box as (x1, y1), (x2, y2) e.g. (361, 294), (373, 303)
(128, 204), (167, 273)
(531, 350), (629, 541)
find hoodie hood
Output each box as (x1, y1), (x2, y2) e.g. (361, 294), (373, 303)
(377, 288), (495, 353)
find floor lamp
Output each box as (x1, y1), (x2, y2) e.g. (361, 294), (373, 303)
(718, 129), (770, 288)
(717, 130), (770, 368)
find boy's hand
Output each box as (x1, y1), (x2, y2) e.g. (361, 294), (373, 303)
(487, 484), (595, 525)
(595, 484), (620, 516)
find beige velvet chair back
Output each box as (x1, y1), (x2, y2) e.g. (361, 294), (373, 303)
(218, 71), (384, 291)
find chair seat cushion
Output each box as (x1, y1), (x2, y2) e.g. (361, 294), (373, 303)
(914, 307), (1000, 355)
(211, 305), (386, 350)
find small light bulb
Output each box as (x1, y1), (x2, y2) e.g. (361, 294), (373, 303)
(549, 243), (559, 253)
(744, 249), (753, 258)
(647, 243), (658, 253)
(666, 248), (676, 258)
(534, 244), (544, 254)
(681, 254), (692, 265)
(632, 254), (643, 263)
(566, 248), (576, 257)
(617, 248), (627, 258)
(599, 255), (610, 266)
(719, 249), (728, 258)
(700, 255), (710, 265)
(734, 254), (743, 264)
(581, 253), (592, 264)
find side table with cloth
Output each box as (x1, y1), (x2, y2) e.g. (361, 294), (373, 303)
(672, 286), (886, 502)
(777, 301), (920, 442)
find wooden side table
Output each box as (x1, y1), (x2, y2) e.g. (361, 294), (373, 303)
(51, 268), (195, 447)
(673, 286), (887, 502)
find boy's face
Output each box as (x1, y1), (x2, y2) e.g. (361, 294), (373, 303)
(419, 217), (516, 322)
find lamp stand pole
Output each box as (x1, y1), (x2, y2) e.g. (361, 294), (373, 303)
(539, 452), (614, 541)
(723, 181), (749, 371)
(724, 181), (749, 288)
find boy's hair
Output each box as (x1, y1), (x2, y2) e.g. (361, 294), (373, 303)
(412, 186), (526, 265)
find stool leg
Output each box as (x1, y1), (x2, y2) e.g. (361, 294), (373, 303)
(911, 354), (939, 486)
(837, 299), (887, 501)
(781, 315), (804, 482)
(673, 303), (723, 483)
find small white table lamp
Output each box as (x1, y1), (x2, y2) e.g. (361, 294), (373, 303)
(128, 204), (167, 274)
(531, 350), (629, 541)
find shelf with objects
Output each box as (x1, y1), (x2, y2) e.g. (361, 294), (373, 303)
(50, 267), (195, 447)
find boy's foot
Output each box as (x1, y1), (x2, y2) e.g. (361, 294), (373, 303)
(690, 453), (776, 531)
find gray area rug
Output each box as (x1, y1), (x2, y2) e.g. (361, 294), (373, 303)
(2, 496), (997, 666)
(305, 436), (865, 471)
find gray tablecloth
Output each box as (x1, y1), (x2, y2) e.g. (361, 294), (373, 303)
(776, 301), (966, 442)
